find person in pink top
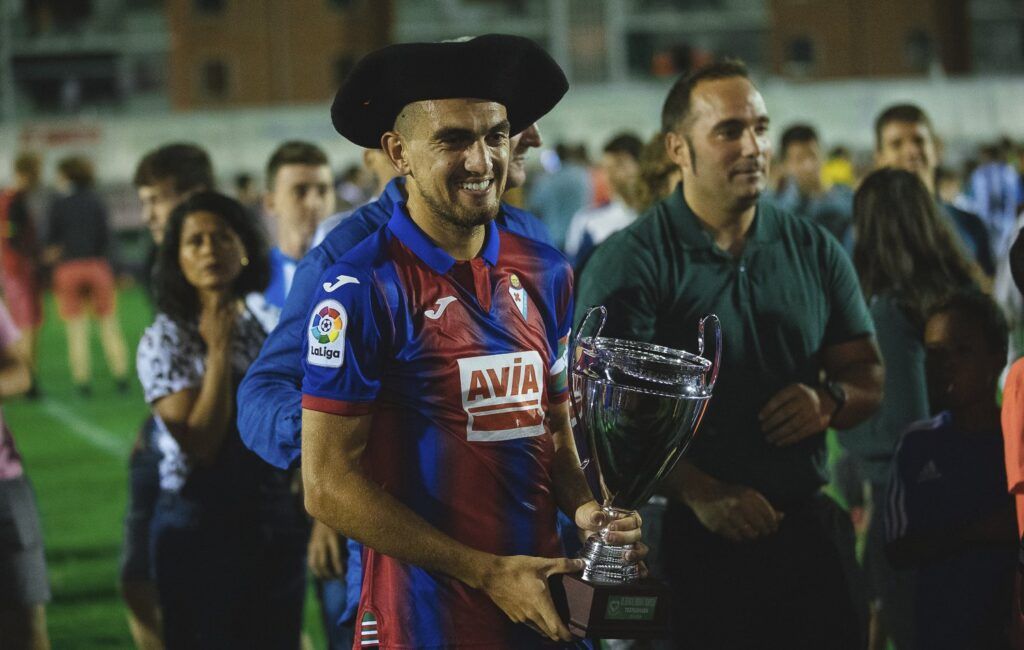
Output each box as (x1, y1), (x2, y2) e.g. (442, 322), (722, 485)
(0, 296), (51, 649)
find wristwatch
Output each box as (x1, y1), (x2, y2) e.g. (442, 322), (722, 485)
(823, 379), (847, 420)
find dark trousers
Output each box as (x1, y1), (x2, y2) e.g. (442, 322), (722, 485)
(150, 492), (308, 650)
(663, 493), (866, 650)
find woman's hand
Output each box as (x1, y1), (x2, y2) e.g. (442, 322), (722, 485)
(199, 298), (237, 350)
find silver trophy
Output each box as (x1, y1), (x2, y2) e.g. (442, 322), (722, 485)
(571, 305), (720, 585)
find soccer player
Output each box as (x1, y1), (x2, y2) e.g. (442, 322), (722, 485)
(262, 142), (336, 309)
(299, 35), (641, 647)
(237, 59), (554, 650)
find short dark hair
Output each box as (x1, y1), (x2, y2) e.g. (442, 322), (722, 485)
(874, 103), (934, 150)
(133, 143), (214, 193)
(661, 58), (750, 135)
(603, 133), (643, 161)
(57, 155), (95, 189)
(779, 124), (819, 160)
(154, 191), (269, 323)
(265, 141), (330, 189)
(928, 290), (1009, 360)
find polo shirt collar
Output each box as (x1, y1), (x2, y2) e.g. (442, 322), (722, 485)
(667, 182), (781, 251)
(386, 201), (500, 274)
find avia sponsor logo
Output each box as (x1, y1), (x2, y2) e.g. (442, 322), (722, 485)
(457, 351), (545, 441)
(307, 299), (347, 368)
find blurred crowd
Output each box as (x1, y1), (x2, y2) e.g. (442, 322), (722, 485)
(0, 54), (1024, 650)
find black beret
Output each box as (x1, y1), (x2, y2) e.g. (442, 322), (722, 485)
(331, 34), (568, 148)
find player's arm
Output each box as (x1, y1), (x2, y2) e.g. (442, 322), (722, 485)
(238, 249), (333, 470)
(546, 400), (644, 549)
(302, 408), (582, 643)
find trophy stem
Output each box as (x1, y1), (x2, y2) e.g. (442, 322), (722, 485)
(580, 507), (640, 584)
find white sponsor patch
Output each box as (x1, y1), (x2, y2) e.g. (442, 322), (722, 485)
(457, 351), (545, 441)
(307, 299), (347, 368)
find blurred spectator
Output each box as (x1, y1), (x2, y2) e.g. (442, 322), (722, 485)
(0, 153), (45, 397)
(312, 149), (399, 249)
(822, 145), (856, 188)
(260, 141), (335, 310)
(334, 163), (374, 211)
(259, 141), (347, 649)
(233, 173), (262, 219)
(122, 142), (215, 650)
(873, 103), (995, 277)
(770, 124), (854, 244)
(0, 297), (51, 650)
(635, 132), (682, 212)
(139, 192), (306, 649)
(564, 132), (643, 269)
(936, 165), (976, 215)
(886, 291), (1016, 650)
(528, 142), (592, 250)
(971, 143), (1022, 260)
(840, 168), (978, 650)
(1002, 231), (1024, 538)
(46, 155), (129, 396)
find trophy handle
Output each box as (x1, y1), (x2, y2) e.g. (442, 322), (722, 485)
(570, 306), (607, 471)
(697, 314), (722, 392)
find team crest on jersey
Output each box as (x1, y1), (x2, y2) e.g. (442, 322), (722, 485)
(458, 351), (545, 441)
(508, 273), (528, 321)
(307, 299), (347, 368)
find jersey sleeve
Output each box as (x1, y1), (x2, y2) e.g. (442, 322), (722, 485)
(822, 235), (875, 346)
(238, 246), (331, 469)
(136, 315), (202, 404)
(548, 260), (574, 404)
(300, 263), (391, 416)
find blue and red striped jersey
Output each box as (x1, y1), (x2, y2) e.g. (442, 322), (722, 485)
(301, 201), (574, 648)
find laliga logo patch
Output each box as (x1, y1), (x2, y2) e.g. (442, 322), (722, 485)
(307, 300), (346, 368)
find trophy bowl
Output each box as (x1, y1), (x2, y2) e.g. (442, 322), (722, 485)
(556, 305), (720, 637)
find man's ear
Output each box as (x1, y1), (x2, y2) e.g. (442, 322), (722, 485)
(665, 130), (690, 174)
(381, 131), (412, 176)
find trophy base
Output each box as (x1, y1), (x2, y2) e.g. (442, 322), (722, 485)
(549, 573), (671, 639)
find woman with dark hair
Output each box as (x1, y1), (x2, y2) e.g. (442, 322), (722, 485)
(136, 191), (306, 649)
(47, 155), (129, 396)
(839, 167), (977, 650)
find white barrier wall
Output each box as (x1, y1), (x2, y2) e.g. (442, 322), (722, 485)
(2, 75), (1023, 190)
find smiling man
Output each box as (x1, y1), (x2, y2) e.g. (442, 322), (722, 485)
(576, 59), (883, 649)
(296, 35), (641, 649)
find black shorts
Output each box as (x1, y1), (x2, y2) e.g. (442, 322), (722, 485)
(0, 475), (50, 607)
(119, 417), (161, 582)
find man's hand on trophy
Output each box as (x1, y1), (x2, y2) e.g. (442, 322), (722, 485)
(759, 382), (833, 446)
(478, 555), (583, 642)
(688, 482), (784, 543)
(575, 501), (650, 572)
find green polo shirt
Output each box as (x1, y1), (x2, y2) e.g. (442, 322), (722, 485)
(575, 184), (874, 506)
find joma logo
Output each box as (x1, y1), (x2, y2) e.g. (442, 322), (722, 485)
(458, 351), (545, 441)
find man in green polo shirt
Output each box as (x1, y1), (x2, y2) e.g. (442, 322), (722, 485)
(575, 60), (884, 649)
